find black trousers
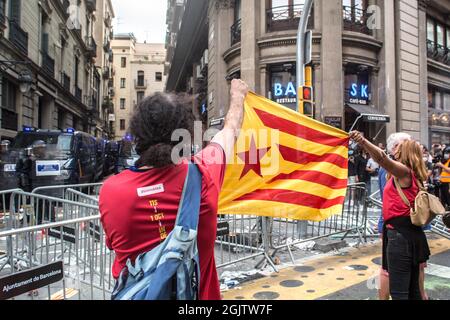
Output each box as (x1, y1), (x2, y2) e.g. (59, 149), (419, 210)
(440, 183), (450, 208)
(386, 229), (422, 300)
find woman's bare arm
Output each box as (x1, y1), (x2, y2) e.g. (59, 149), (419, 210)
(350, 131), (410, 180)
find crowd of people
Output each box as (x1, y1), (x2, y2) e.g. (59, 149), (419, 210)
(97, 78), (450, 301)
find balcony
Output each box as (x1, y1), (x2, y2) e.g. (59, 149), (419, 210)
(108, 49), (114, 63)
(266, 4), (313, 32)
(427, 40), (450, 66)
(75, 86), (82, 102)
(9, 21), (28, 55)
(1, 108), (18, 131)
(230, 19), (241, 46)
(85, 36), (97, 58)
(86, 0), (97, 13)
(102, 66), (110, 79)
(342, 6), (373, 36)
(102, 96), (113, 110)
(61, 72), (71, 91)
(103, 38), (110, 52)
(42, 52), (55, 77)
(134, 79), (148, 89)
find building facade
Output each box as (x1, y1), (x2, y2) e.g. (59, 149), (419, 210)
(165, 0), (450, 147)
(111, 34), (166, 140)
(0, 0), (115, 141)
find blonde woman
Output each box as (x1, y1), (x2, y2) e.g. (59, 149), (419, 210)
(350, 131), (430, 300)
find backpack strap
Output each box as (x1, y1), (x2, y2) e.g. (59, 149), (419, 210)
(174, 162), (202, 232)
(393, 178), (411, 209)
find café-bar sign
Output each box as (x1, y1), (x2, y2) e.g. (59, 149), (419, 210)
(349, 83), (369, 105)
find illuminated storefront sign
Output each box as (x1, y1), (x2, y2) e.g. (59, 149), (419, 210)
(273, 81), (297, 104)
(348, 83), (369, 105)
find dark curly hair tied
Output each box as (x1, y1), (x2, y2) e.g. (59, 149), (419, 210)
(130, 92), (195, 168)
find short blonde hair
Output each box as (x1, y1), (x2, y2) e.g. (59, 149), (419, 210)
(387, 133), (412, 155)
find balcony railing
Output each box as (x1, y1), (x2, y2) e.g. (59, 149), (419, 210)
(231, 19), (241, 46)
(103, 67), (110, 79)
(1, 108), (18, 131)
(342, 5), (373, 36)
(75, 87), (82, 102)
(103, 38), (110, 52)
(134, 79), (148, 89)
(9, 21), (28, 55)
(42, 52), (55, 77)
(85, 36), (97, 58)
(266, 4), (313, 32)
(61, 72), (71, 91)
(427, 40), (450, 66)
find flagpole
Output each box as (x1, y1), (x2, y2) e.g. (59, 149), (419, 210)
(296, 0), (314, 112)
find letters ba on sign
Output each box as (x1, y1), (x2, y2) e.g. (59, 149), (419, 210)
(0, 261), (64, 300)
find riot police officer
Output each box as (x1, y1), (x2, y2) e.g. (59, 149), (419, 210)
(16, 147), (33, 192)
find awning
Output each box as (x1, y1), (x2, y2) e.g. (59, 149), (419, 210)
(346, 103), (390, 123)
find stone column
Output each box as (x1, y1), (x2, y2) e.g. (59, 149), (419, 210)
(418, 0), (429, 146)
(379, 0), (398, 137)
(240, 0), (260, 92)
(320, 0), (344, 128)
(207, 0), (234, 121)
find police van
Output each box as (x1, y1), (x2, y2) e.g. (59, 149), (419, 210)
(8, 127), (98, 194)
(115, 138), (139, 174)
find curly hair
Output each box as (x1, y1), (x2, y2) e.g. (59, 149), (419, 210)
(129, 93), (195, 168)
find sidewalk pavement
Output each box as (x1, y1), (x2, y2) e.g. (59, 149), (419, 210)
(222, 234), (450, 300)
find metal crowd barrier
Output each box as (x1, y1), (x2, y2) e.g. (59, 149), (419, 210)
(215, 214), (277, 272)
(259, 183), (368, 266)
(32, 183), (103, 200)
(430, 215), (450, 240)
(0, 191), (114, 300)
(1, 181), (370, 299)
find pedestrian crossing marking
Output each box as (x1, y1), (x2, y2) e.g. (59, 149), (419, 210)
(222, 237), (450, 300)
(50, 288), (78, 300)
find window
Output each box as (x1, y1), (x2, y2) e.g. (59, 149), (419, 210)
(344, 64), (371, 105)
(74, 56), (79, 87)
(120, 119), (126, 131)
(137, 91), (145, 105)
(121, 57), (126, 68)
(426, 17), (450, 64)
(120, 98), (126, 110)
(429, 86), (450, 111)
(155, 72), (162, 82)
(234, 0), (241, 21)
(267, 0), (312, 32)
(1, 77), (17, 112)
(9, 0), (21, 23)
(120, 78), (126, 88)
(138, 71), (145, 86)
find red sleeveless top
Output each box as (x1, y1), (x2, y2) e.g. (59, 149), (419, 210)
(382, 171), (419, 222)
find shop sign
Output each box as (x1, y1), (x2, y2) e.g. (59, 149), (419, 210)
(348, 83), (369, 105)
(273, 82), (297, 104)
(324, 117), (343, 130)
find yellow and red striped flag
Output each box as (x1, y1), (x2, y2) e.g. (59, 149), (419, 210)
(219, 92), (349, 222)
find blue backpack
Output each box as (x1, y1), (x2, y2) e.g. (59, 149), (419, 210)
(111, 163), (202, 300)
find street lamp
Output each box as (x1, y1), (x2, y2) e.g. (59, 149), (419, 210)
(18, 70), (33, 94)
(0, 60), (34, 94)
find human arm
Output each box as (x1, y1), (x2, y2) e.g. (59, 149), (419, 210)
(350, 131), (410, 181)
(211, 79), (249, 160)
(437, 162), (450, 173)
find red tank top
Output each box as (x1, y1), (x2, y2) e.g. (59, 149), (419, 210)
(382, 171), (419, 222)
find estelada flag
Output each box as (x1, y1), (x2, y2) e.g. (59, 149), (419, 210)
(218, 92), (349, 222)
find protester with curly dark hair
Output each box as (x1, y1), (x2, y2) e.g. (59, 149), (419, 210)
(99, 79), (249, 300)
